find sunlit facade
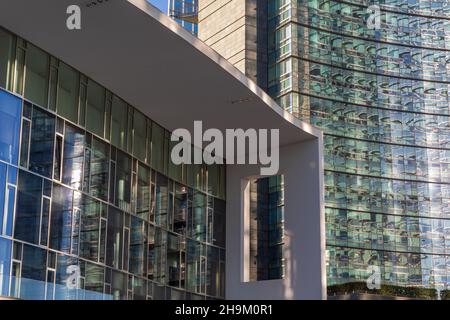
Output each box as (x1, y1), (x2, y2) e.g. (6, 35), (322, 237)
(268, 0), (450, 297)
(0, 27), (227, 300)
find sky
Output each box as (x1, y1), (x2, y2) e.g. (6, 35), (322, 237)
(148, 0), (167, 14)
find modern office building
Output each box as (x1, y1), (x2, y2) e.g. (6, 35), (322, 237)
(169, 0), (198, 35)
(0, 0), (325, 300)
(198, 0), (450, 299)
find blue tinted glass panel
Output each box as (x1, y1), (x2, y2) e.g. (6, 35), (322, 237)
(0, 89), (22, 164)
(29, 107), (55, 178)
(0, 163), (5, 234)
(0, 237), (11, 296)
(20, 244), (46, 300)
(50, 184), (73, 253)
(14, 170), (42, 244)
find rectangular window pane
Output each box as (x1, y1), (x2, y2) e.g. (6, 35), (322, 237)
(62, 124), (85, 189)
(115, 151), (131, 212)
(213, 198), (226, 247)
(19, 119), (31, 168)
(174, 183), (188, 235)
(49, 183), (73, 253)
(151, 123), (166, 174)
(13, 42), (25, 95)
(57, 62), (79, 123)
(20, 244), (46, 300)
(155, 173), (168, 228)
(106, 206), (123, 270)
(0, 237), (11, 296)
(4, 185), (16, 237)
(79, 195), (101, 262)
(24, 44), (49, 107)
(110, 95), (128, 150)
(133, 111), (147, 162)
(85, 79), (105, 138)
(14, 170), (42, 245)
(136, 163), (150, 221)
(40, 197), (50, 246)
(29, 107), (55, 178)
(84, 262), (104, 299)
(0, 29), (14, 90)
(0, 89), (22, 165)
(249, 176), (285, 281)
(0, 163), (5, 234)
(191, 191), (206, 242)
(167, 233), (180, 287)
(130, 217), (147, 277)
(90, 137), (109, 201)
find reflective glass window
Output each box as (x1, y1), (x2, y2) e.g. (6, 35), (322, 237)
(55, 254), (78, 300)
(155, 173), (168, 228)
(62, 124), (85, 189)
(82, 261), (104, 299)
(213, 198), (225, 247)
(50, 184), (73, 253)
(14, 170), (42, 244)
(106, 206), (123, 270)
(167, 232), (181, 287)
(136, 163), (150, 221)
(29, 107), (55, 178)
(0, 89), (21, 164)
(133, 110), (147, 162)
(0, 237), (11, 296)
(111, 96), (128, 150)
(24, 44), (49, 107)
(0, 163), (5, 233)
(151, 123), (167, 174)
(89, 137), (109, 201)
(0, 29), (14, 89)
(57, 62), (79, 123)
(174, 183), (189, 235)
(115, 151), (131, 212)
(111, 270), (127, 300)
(85, 79), (105, 138)
(20, 244), (46, 300)
(129, 216), (146, 276)
(78, 195), (102, 263)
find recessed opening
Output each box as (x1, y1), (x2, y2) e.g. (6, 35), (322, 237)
(249, 175), (285, 281)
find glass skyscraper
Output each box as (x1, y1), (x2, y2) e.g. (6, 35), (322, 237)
(169, 0), (198, 35)
(267, 0), (450, 298)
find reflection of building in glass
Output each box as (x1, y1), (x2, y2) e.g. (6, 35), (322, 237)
(249, 176), (285, 281)
(0, 26), (225, 300)
(169, 0), (198, 35)
(0, 1), (325, 300)
(199, 0), (450, 299)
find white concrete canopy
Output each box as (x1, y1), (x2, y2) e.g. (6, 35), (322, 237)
(0, 0), (326, 299)
(0, 0), (320, 148)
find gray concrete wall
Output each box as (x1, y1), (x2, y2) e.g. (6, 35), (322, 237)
(225, 137), (326, 299)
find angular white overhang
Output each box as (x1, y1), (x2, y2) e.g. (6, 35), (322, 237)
(0, 0), (321, 148)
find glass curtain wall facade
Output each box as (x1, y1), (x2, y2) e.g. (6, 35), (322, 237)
(268, 0), (450, 298)
(0, 27), (226, 300)
(249, 176), (285, 282)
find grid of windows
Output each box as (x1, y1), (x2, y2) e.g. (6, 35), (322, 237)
(0, 27), (226, 300)
(268, 0), (450, 297)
